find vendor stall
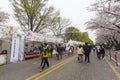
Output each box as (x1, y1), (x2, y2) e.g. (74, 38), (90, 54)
(0, 26), (12, 65)
(24, 31), (64, 59)
(24, 31), (44, 59)
(24, 41), (41, 59)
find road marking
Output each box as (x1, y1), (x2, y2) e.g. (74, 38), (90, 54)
(26, 55), (77, 80)
(34, 55), (76, 80)
(105, 58), (120, 79)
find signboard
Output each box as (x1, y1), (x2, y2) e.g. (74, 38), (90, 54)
(10, 35), (20, 63)
(25, 31), (64, 43)
(26, 31), (45, 42)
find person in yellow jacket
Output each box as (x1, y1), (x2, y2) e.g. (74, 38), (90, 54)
(40, 43), (50, 72)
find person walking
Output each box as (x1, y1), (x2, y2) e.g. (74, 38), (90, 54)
(40, 43), (50, 72)
(95, 44), (101, 60)
(77, 45), (84, 63)
(83, 42), (92, 63)
(39, 44), (44, 67)
(57, 44), (63, 60)
(69, 45), (74, 56)
(49, 45), (53, 58)
(100, 45), (105, 60)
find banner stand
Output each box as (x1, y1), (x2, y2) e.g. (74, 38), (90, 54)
(10, 35), (20, 63)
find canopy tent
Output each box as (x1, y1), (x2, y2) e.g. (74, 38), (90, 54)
(0, 27), (64, 63)
(25, 31), (64, 43)
(66, 40), (85, 46)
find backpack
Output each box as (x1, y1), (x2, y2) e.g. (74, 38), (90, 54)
(43, 47), (49, 55)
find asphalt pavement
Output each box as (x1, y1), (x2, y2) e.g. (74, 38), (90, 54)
(0, 51), (120, 80)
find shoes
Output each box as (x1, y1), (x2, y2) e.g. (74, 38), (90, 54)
(40, 69), (43, 72)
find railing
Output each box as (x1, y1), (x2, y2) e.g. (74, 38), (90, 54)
(114, 51), (118, 66)
(107, 50), (120, 66)
(108, 49), (112, 61)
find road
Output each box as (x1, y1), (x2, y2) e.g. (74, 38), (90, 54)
(0, 52), (120, 80)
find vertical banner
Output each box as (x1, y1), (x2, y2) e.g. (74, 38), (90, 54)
(10, 35), (20, 63)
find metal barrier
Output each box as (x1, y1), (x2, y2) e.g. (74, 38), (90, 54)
(107, 50), (119, 66)
(109, 49), (111, 61)
(114, 51), (118, 66)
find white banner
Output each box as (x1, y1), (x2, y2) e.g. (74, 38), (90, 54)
(10, 35), (20, 63)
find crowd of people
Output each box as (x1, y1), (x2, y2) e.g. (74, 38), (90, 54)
(39, 43), (66, 72)
(77, 43), (106, 63)
(39, 42), (106, 72)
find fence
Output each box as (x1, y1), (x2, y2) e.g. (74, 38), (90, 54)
(107, 49), (120, 66)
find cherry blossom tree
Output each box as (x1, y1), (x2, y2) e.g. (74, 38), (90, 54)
(0, 9), (9, 24)
(86, 0), (120, 50)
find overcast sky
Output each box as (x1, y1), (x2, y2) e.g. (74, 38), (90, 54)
(0, 0), (96, 42)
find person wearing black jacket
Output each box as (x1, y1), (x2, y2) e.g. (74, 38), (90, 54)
(83, 42), (92, 63)
(100, 45), (105, 60)
(57, 44), (63, 60)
